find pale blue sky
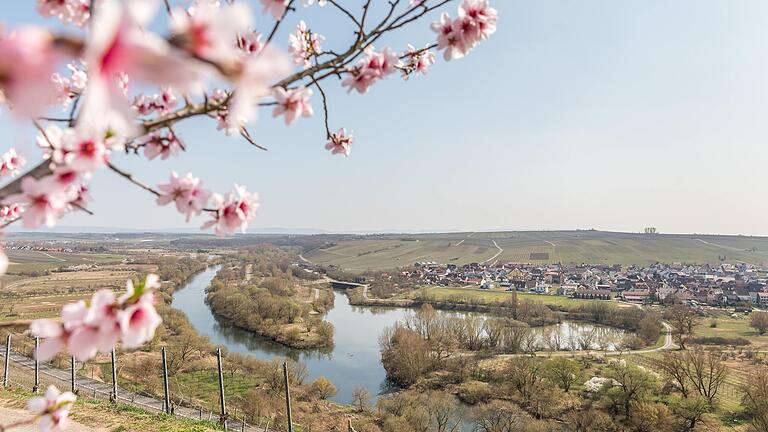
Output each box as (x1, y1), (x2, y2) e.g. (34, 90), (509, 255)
(2, 1), (768, 234)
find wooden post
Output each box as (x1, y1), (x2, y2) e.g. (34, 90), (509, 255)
(216, 348), (228, 431)
(33, 337), (39, 393)
(110, 349), (118, 403)
(161, 347), (170, 414)
(70, 356), (76, 394)
(2, 334), (10, 388)
(283, 362), (293, 432)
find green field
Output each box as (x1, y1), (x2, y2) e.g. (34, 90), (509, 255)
(305, 230), (768, 270)
(407, 286), (629, 309)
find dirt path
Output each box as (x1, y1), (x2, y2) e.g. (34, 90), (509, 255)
(479, 240), (504, 265)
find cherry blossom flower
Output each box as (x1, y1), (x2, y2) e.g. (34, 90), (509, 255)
(0, 149), (27, 177)
(0, 27), (59, 117)
(207, 89), (232, 133)
(156, 172), (211, 221)
(0, 203), (21, 222)
(119, 291), (162, 348)
(288, 21), (324, 68)
(37, 0), (92, 26)
(458, 0), (498, 43)
(133, 88), (178, 116)
(31, 274), (162, 361)
(51, 62), (87, 111)
(342, 46), (401, 94)
(432, 0), (497, 61)
(227, 47), (290, 133)
(237, 30), (263, 56)
(401, 44), (436, 80)
(302, 0), (327, 5)
(80, 0), (208, 138)
(325, 128), (353, 156)
(202, 185), (259, 236)
(431, 12), (468, 61)
(27, 386), (77, 432)
(4, 176), (76, 228)
(143, 131), (182, 160)
(410, 0), (426, 6)
(260, 0), (289, 20)
(59, 130), (110, 173)
(171, 0), (252, 69)
(272, 87), (313, 125)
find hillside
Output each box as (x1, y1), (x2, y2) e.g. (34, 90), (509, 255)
(304, 230), (768, 270)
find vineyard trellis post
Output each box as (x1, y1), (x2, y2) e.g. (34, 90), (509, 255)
(2, 334), (10, 388)
(33, 337), (39, 393)
(161, 347), (171, 414)
(70, 356), (76, 394)
(110, 348), (118, 403)
(216, 348), (228, 431)
(283, 362), (294, 432)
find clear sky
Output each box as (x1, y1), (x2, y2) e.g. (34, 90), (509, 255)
(2, 1), (768, 235)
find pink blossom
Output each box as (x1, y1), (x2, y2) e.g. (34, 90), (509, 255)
(458, 0), (498, 43)
(202, 185), (259, 236)
(133, 88), (178, 116)
(60, 130), (110, 173)
(51, 62), (87, 111)
(401, 44), (436, 80)
(156, 172), (211, 221)
(272, 87), (313, 125)
(432, 1), (497, 61)
(237, 31), (263, 56)
(0, 27), (59, 117)
(31, 274), (162, 361)
(288, 21), (324, 68)
(37, 0), (91, 26)
(27, 385), (77, 432)
(143, 131), (182, 160)
(431, 12), (468, 61)
(227, 47), (290, 133)
(342, 46), (401, 94)
(30, 320), (67, 362)
(260, 0), (289, 20)
(80, 0), (208, 138)
(207, 89), (232, 133)
(325, 128), (354, 156)
(171, 0), (252, 68)
(118, 295), (161, 348)
(4, 176), (76, 228)
(0, 148), (27, 177)
(410, 0), (426, 6)
(0, 203), (21, 222)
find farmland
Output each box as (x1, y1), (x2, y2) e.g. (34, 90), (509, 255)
(304, 230), (768, 270)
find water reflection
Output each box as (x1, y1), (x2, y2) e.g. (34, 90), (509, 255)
(172, 266), (624, 405)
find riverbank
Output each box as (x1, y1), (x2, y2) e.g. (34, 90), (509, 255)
(205, 259), (335, 350)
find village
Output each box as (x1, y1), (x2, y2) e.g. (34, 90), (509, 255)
(395, 260), (768, 310)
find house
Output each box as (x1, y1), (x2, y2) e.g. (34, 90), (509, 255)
(534, 282), (550, 294)
(621, 290), (652, 303)
(573, 289), (611, 300)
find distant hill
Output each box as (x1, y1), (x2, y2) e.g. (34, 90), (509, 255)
(303, 230), (768, 270)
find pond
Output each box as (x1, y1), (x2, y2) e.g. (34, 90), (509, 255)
(171, 266), (624, 404)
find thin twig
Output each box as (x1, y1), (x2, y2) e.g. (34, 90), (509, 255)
(239, 128), (268, 151)
(309, 75), (331, 139)
(107, 163), (161, 197)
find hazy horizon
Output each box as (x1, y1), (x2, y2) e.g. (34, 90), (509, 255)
(3, 1), (768, 235)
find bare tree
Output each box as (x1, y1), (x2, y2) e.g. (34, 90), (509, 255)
(682, 348), (727, 406)
(664, 305), (699, 350)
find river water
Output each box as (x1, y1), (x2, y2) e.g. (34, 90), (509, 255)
(171, 266), (623, 405)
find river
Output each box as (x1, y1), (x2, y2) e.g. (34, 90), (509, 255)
(171, 265), (624, 405)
